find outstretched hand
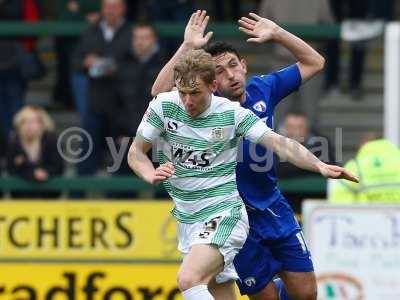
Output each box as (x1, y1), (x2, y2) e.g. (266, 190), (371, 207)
(184, 10), (214, 49)
(319, 163), (359, 183)
(238, 12), (280, 43)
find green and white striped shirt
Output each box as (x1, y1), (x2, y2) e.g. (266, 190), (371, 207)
(137, 91), (270, 223)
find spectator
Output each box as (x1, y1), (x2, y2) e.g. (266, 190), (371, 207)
(55, 0), (100, 108)
(0, 0), (25, 143)
(325, 0), (396, 100)
(117, 22), (166, 137)
(258, 0), (334, 126)
(278, 111), (335, 179)
(213, 0), (241, 21)
(6, 106), (64, 199)
(72, 0), (132, 176)
(329, 138), (400, 203)
(109, 22), (166, 198)
(277, 110), (335, 211)
(369, 0), (395, 21)
(20, 0), (46, 83)
(145, 0), (193, 23)
(145, 0), (194, 56)
(325, 0), (368, 100)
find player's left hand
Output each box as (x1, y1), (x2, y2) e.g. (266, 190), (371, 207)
(238, 12), (280, 43)
(319, 163), (359, 183)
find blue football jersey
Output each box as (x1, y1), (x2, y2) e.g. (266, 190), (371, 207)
(236, 64), (301, 210)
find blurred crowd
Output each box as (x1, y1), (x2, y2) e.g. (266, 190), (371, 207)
(0, 0), (399, 203)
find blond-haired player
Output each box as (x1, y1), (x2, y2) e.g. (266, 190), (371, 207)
(128, 49), (357, 300)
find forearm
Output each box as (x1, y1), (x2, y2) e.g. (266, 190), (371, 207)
(151, 42), (194, 97)
(259, 133), (324, 174)
(128, 142), (155, 184)
(272, 27), (325, 80)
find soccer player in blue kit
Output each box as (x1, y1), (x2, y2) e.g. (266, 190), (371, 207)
(152, 10), (330, 300)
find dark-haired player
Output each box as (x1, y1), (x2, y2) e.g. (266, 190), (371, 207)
(152, 10), (326, 300)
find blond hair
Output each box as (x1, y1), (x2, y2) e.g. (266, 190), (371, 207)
(174, 49), (215, 91)
(13, 105), (55, 133)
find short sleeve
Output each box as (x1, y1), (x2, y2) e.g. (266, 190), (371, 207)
(235, 106), (271, 143)
(136, 97), (165, 143)
(252, 64), (301, 108)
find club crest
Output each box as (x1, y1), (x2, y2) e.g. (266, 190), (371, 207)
(253, 101), (267, 113)
(210, 127), (224, 141)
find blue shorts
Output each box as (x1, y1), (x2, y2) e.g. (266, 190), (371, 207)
(234, 197), (314, 295)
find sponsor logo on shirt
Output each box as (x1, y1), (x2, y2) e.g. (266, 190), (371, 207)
(253, 101), (267, 113)
(167, 121), (178, 132)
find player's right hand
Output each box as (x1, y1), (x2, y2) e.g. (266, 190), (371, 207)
(183, 10), (213, 49)
(152, 162), (175, 185)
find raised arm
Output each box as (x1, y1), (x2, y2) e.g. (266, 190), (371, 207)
(258, 130), (358, 182)
(151, 10), (213, 96)
(238, 13), (325, 82)
(128, 136), (175, 185)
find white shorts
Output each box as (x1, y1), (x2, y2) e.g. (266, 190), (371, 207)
(177, 205), (249, 283)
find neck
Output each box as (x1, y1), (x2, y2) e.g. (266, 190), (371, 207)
(199, 96), (212, 115)
(239, 92), (246, 103)
(21, 132), (42, 144)
(22, 137), (38, 145)
(105, 19), (122, 29)
(135, 44), (159, 63)
(232, 92), (246, 103)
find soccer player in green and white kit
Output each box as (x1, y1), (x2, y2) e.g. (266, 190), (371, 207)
(128, 49), (357, 300)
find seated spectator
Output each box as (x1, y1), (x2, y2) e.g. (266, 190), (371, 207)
(278, 110), (335, 179)
(6, 106), (64, 199)
(329, 137), (400, 203)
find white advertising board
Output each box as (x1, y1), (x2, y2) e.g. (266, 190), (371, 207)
(303, 201), (400, 300)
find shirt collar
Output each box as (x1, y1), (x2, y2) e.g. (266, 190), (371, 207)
(100, 19), (125, 41)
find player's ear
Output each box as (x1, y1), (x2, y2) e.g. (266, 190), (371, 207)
(210, 80), (218, 93)
(240, 59), (247, 74)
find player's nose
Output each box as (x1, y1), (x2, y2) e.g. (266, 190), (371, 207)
(226, 69), (234, 78)
(182, 94), (192, 104)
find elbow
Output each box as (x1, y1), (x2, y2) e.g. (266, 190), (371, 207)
(315, 54), (325, 72)
(151, 85), (159, 98)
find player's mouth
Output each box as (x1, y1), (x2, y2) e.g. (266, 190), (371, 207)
(230, 82), (241, 90)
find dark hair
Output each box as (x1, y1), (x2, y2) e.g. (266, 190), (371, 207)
(203, 41), (241, 60)
(132, 21), (158, 37)
(285, 110), (308, 119)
